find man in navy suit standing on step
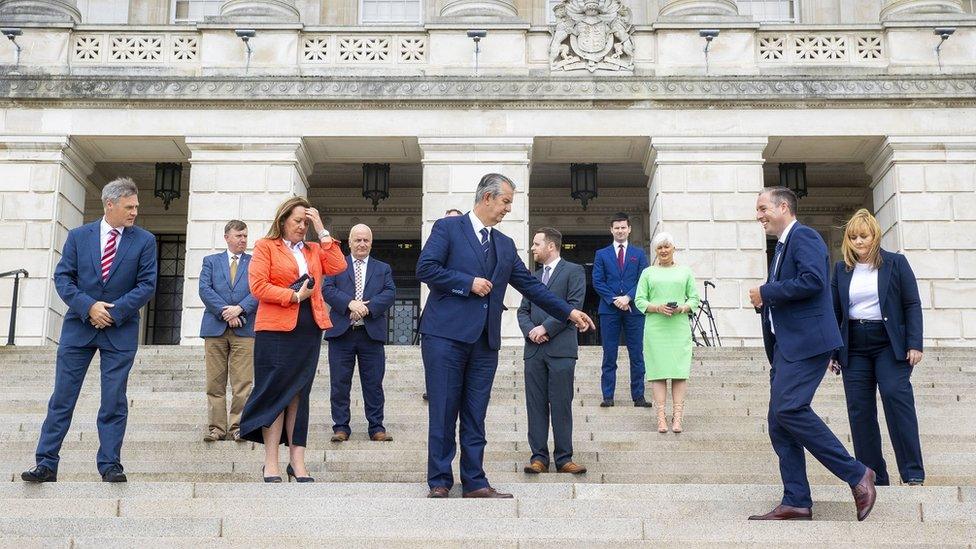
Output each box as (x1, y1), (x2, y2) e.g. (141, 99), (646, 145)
(748, 186), (876, 522)
(417, 173), (595, 499)
(23, 177), (157, 483)
(592, 212), (651, 407)
(323, 223), (396, 443)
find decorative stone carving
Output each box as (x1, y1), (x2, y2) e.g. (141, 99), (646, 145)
(881, 0), (964, 20)
(658, 0), (739, 20)
(549, 0), (634, 73)
(757, 32), (886, 65)
(218, 0), (300, 23)
(0, 0), (81, 23)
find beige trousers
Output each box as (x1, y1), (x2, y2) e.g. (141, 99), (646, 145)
(204, 329), (254, 435)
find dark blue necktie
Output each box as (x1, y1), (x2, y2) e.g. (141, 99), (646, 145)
(770, 241), (785, 280)
(480, 228), (490, 257)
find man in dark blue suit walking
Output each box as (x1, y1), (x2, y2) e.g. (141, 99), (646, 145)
(23, 178), (157, 483)
(323, 223), (396, 442)
(748, 186), (876, 521)
(592, 212), (650, 407)
(417, 173), (595, 499)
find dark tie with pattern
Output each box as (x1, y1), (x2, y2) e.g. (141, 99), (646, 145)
(480, 228), (490, 257)
(541, 265), (551, 285)
(769, 241), (785, 281)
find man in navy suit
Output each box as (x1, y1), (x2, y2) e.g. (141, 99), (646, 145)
(23, 178), (157, 483)
(747, 186), (876, 521)
(592, 212), (651, 407)
(199, 220), (257, 442)
(323, 223), (396, 442)
(417, 173), (595, 499)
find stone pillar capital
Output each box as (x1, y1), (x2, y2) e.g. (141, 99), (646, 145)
(880, 0), (965, 21)
(0, 135), (95, 183)
(418, 137), (533, 164)
(184, 136), (312, 176)
(218, 0), (301, 23)
(648, 136), (768, 166)
(866, 136), (976, 179)
(0, 0), (81, 24)
(658, 0), (740, 21)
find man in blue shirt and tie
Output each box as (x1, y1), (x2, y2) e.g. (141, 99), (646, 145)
(417, 173), (595, 499)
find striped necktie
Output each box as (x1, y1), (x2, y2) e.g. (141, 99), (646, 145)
(541, 265), (551, 285)
(101, 228), (120, 282)
(480, 228), (490, 257)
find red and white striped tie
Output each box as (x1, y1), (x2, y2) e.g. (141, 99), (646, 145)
(101, 228), (120, 282)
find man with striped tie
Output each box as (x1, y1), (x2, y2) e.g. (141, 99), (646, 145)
(22, 177), (157, 484)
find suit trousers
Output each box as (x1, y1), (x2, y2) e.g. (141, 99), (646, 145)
(423, 330), (498, 493)
(35, 330), (137, 475)
(204, 328), (254, 435)
(768, 344), (866, 508)
(524, 354), (576, 468)
(599, 311), (645, 401)
(842, 322), (924, 485)
(328, 327), (387, 437)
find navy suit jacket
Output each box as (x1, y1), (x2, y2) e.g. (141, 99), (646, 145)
(831, 249), (924, 367)
(759, 222), (843, 364)
(416, 214), (573, 351)
(323, 255), (396, 343)
(517, 259), (586, 360)
(54, 220), (157, 351)
(592, 243), (649, 315)
(198, 251), (258, 338)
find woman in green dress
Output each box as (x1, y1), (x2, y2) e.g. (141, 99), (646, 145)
(634, 232), (700, 434)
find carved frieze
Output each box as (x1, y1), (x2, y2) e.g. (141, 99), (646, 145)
(549, 0), (635, 73)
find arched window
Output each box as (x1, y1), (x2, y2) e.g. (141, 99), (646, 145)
(361, 0), (422, 24)
(737, 0), (797, 23)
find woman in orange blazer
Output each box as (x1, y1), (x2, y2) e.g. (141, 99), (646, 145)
(239, 196), (345, 482)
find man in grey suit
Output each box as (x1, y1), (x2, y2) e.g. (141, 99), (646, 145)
(517, 227), (587, 475)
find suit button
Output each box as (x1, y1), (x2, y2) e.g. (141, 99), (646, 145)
(483, 304), (488, 309)
(883, 317), (888, 321)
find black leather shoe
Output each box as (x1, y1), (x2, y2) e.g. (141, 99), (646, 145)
(600, 399), (614, 407)
(21, 465), (57, 483)
(633, 399), (653, 408)
(101, 465), (127, 483)
(262, 466), (282, 483)
(286, 464), (314, 483)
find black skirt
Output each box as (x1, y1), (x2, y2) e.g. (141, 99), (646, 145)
(239, 300), (321, 447)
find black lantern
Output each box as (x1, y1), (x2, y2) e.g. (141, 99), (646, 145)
(362, 163), (390, 211)
(154, 162), (182, 210)
(570, 163), (598, 210)
(779, 163), (807, 199)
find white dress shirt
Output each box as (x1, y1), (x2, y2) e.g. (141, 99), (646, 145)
(769, 219), (798, 334)
(99, 217), (123, 255)
(541, 256), (561, 283)
(468, 211), (491, 242)
(849, 263), (883, 320)
(283, 239), (308, 277)
(226, 249), (241, 267)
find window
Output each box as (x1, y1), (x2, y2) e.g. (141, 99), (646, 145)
(173, 0), (222, 23)
(361, 0), (422, 24)
(737, 0), (797, 23)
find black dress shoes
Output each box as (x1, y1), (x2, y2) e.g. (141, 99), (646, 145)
(748, 504), (812, 520)
(101, 465), (127, 483)
(633, 399), (653, 408)
(600, 399), (614, 407)
(21, 465), (57, 483)
(286, 464), (314, 483)
(262, 466), (282, 483)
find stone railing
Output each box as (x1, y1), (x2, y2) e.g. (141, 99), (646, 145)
(300, 32), (428, 65)
(71, 31), (201, 65)
(757, 30), (886, 66)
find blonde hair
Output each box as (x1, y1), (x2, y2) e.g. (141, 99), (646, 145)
(264, 196), (312, 241)
(841, 208), (882, 271)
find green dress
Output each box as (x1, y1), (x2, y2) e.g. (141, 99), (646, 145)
(634, 265), (701, 381)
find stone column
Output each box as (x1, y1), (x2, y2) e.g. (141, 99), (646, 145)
(866, 136), (976, 346)
(646, 137), (768, 346)
(881, 0), (964, 20)
(219, 0), (301, 22)
(179, 137), (312, 345)
(0, 0), (81, 23)
(658, 0), (739, 20)
(0, 136), (95, 345)
(418, 137), (533, 346)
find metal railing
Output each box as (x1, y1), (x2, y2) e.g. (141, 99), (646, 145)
(0, 269), (28, 346)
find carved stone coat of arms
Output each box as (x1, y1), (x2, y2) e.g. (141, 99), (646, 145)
(549, 0), (635, 73)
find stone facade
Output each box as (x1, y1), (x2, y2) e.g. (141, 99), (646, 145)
(1, 0), (975, 347)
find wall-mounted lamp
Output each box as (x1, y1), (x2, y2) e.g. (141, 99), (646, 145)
(934, 27), (955, 71)
(1, 28), (23, 67)
(466, 30), (487, 75)
(699, 29), (719, 74)
(235, 29), (256, 74)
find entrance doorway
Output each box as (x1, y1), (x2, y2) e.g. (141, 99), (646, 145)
(145, 233), (186, 345)
(554, 235), (607, 346)
(370, 239), (421, 345)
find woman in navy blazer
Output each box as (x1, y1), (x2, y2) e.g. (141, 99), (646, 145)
(830, 209), (924, 486)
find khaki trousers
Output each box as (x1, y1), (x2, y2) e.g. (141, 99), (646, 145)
(204, 329), (254, 435)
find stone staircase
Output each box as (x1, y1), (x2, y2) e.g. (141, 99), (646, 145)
(0, 344), (974, 547)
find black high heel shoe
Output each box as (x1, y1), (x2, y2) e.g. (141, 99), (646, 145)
(286, 464), (314, 483)
(262, 465), (282, 483)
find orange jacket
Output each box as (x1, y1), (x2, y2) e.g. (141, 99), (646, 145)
(249, 237), (347, 332)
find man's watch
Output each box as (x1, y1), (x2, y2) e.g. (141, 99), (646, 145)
(318, 229), (330, 240)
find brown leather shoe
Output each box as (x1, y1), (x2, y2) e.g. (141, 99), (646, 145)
(748, 504), (813, 520)
(523, 460), (548, 474)
(330, 431), (349, 442)
(557, 462), (587, 475)
(203, 428), (223, 442)
(462, 487), (513, 499)
(427, 487), (449, 498)
(371, 431), (393, 442)
(853, 467), (877, 521)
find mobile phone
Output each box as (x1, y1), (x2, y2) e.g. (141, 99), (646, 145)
(666, 301), (678, 308)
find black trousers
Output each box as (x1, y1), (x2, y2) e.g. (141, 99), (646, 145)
(524, 354), (576, 468)
(842, 321), (925, 485)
